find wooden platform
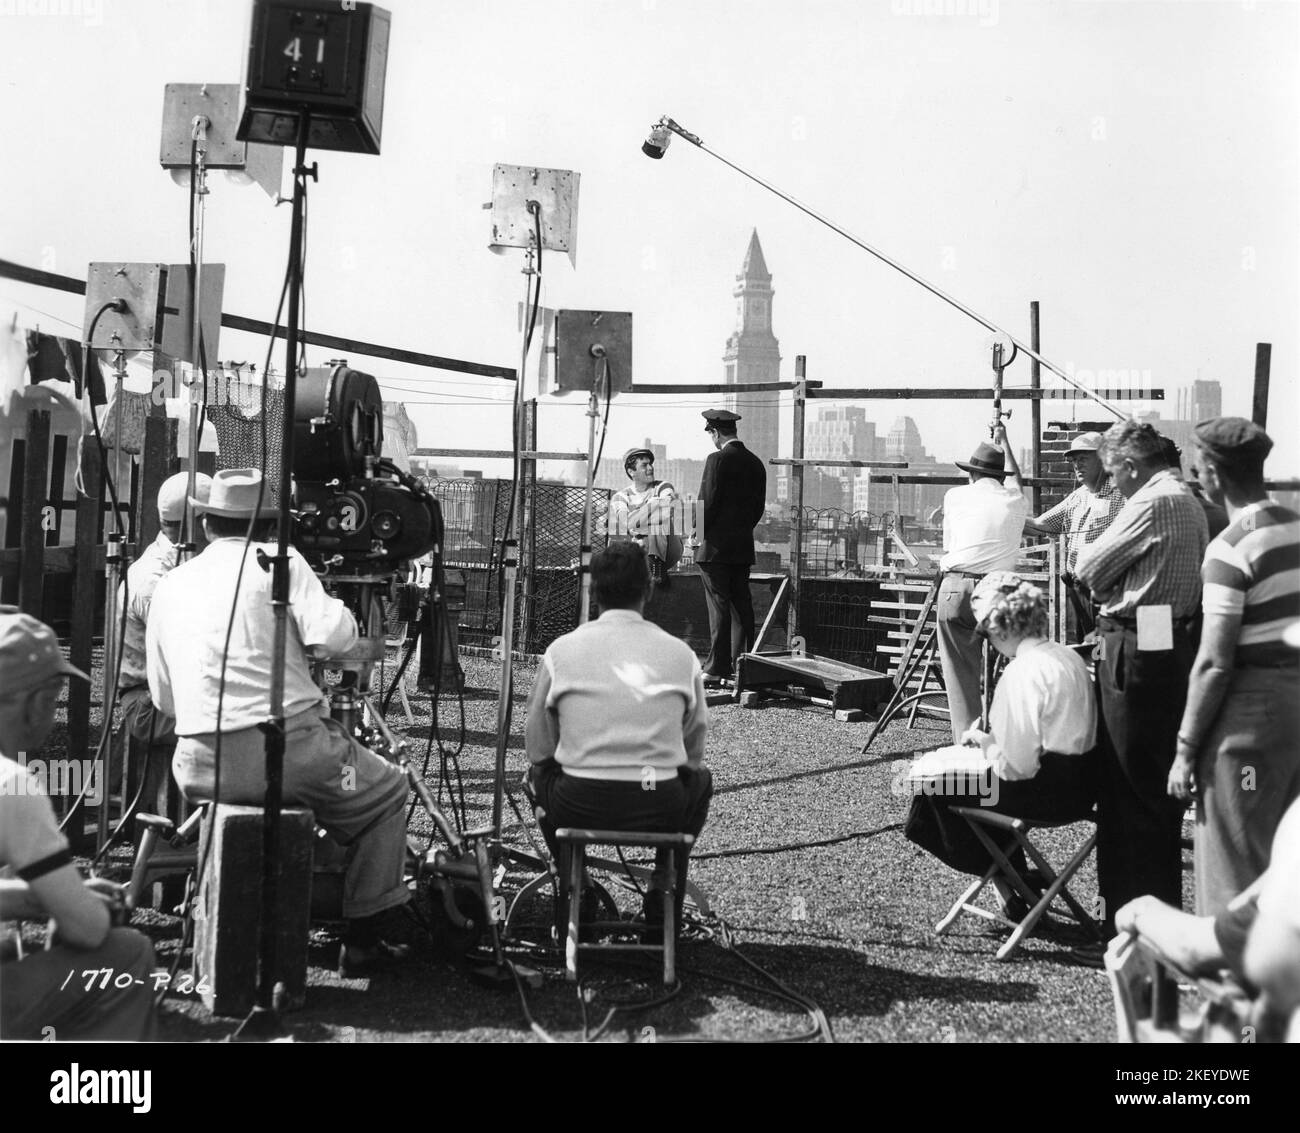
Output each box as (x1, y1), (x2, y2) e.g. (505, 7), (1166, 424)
(736, 650), (894, 715)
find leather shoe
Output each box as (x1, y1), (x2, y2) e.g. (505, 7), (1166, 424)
(338, 938), (413, 979)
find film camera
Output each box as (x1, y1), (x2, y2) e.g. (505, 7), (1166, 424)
(292, 361), (437, 572)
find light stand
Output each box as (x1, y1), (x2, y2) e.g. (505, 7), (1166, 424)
(576, 351), (609, 625)
(182, 114), (209, 560)
(644, 116), (1126, 421)
(235, 117), (314, 1043)
(96, 345), (130, 848)
(491, 239), (537, 843)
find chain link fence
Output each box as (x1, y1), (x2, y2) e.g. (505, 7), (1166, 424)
(432, 478), (614, 654)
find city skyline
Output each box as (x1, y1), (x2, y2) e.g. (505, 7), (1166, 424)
(2, 2), (1294, 490)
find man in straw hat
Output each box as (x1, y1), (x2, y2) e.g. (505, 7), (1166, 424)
(0, 609), (157, 1040)
(696, 408), (766, 686)
(146, 469), (413, 977)
(935, 422), (1027, 742)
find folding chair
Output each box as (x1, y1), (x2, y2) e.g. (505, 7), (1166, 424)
(934, 807), (1101, 960)
(1105, 933), (1254, 1043)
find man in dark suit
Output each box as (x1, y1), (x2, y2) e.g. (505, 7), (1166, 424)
(696, 408), (767, 686)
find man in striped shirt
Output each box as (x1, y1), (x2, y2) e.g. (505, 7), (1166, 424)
(1024, 430), (1125, 639)
(1075, 420), (1208, 935)
(1167, 417), (1300, 916)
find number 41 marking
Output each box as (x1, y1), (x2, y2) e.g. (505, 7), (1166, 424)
(283, 38), (326, 64)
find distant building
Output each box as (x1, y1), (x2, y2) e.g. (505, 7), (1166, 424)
(723, 229), (782, 499)
(1132, 379), (1225, 457)
(852, 416), (947, 520)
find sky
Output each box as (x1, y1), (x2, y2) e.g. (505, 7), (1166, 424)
(2, 0), (1297, 483)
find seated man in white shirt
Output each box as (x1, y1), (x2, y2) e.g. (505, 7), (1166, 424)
(146, 469), (411, 978)
(905, 573), (1097, 915)
(117, 471), (211, 814)
(936, 424), (1027, 741)
(525, 541), (713, 932)
(0, 609), (156, 1040)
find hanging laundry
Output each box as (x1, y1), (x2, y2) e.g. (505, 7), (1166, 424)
(24, 331), (107, 404)
(99, 389), (150, 454)
(208, 379), (285, 505)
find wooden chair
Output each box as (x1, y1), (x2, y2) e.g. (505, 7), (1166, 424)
(555, 828), (693, 987)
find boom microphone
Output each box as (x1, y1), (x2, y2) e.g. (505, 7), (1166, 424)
(641, 122), (672, 159)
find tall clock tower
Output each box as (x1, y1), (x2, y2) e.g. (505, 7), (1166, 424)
(723, 229), (781, 501)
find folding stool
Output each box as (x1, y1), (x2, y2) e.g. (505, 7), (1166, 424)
(934, 807), (1101, 960)
(555, 828), (693, 987)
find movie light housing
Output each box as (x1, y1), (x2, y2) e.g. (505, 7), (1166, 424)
(553, 310), (633, 394)
(161, 83), (284, 198)
(489, 164), (580, 267)
(237, 0), (391, 155)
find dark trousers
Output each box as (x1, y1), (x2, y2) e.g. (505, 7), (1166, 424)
(905, 752), (1097, 876)
(1094, 618), (1196, 932)
(697, 561), (754, 677)
(529, 762), (713, 909)
(1062, 576), (1097, 642)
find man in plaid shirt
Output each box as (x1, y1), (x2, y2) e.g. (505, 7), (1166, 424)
(1075, 420), (1208, 941)
(1024, 430), (1125, 639)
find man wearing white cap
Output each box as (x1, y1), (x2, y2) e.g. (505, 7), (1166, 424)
(117, 471), (213, 750)
(1023, 430), (1124, 639)
(0, 609), (157, 1040)
(146, 469), (412, 976)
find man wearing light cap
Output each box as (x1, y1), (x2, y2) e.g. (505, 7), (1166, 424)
(1168, 417), (1300, 916)
(0, 609), (157, 1040)
(695, 408), (766, 685)
(608, 444), (681, 588)
(1074, 419), (1207, 943)
(1023, 430), (1124, 640)
(117, 471), (213, 750)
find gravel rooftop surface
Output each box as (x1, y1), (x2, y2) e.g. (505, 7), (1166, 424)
(53, 649), (1137, 1043)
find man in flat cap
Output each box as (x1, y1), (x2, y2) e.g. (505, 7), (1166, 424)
(1075, 419), (1207, 942)
(1023, 430), (1124, 640)
(117, 471), (212, 813)
(1168, 417), (1300, 916)
(935, 423), (1027, 741)
(0, 609), (157, 1040)
(695, 409), (766, 685)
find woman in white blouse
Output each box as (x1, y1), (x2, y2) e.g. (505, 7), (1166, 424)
(905, 572), (1098, 891)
